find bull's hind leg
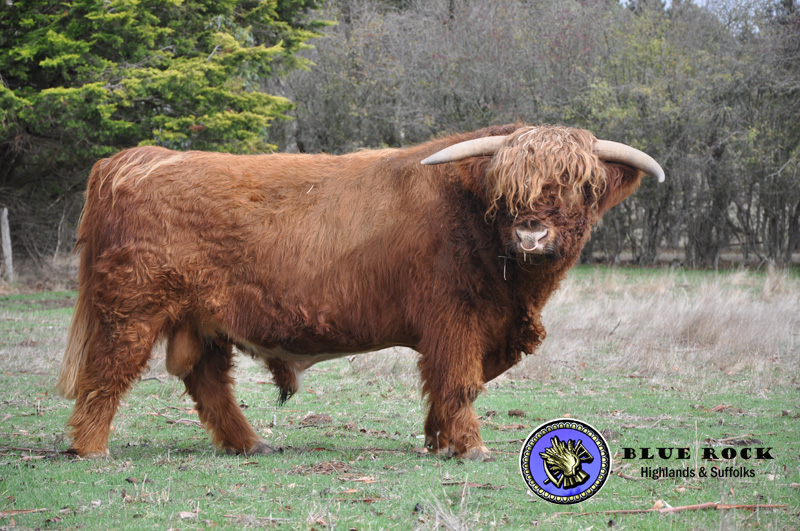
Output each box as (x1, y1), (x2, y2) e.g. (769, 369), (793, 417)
(182, 336), (272, 455)
(68, 321), (161, 457)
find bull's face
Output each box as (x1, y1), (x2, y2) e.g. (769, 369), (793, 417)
(504, 160), (646, 264)
(503, 197), (594, 266)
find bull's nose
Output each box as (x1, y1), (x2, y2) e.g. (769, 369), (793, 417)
(516, 228), (549, 252)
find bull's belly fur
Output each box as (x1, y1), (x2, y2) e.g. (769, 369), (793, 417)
(234, 337), (406, 364)
(237, 341), (352, 364)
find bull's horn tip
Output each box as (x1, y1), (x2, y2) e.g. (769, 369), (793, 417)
(593, 139), (665, 183)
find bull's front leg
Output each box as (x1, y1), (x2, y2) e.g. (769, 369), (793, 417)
(417, 326), (494, 462)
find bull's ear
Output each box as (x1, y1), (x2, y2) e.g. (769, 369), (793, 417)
(596, 163), (645, 214)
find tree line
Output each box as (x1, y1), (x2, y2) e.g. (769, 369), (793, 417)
(2, 0), (798, 272)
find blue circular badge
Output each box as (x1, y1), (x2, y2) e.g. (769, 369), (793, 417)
(519, 419), (611, 504)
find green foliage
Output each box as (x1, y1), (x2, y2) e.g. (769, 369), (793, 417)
(1, 0), (323, 158)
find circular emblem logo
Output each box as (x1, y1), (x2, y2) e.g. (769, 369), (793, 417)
(519, 418), (611, 504)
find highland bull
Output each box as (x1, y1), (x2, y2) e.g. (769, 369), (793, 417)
(57, 124), (664, 460)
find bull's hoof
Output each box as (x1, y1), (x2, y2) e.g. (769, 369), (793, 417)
(225, 440), (276, 456)
(424, 435), (453, 457)
(414, 445), (456, 457)
(246, 441), (277, 456)
(67, 447), (110, 459)
(433, 445), (455, 457)
(459, 445), (494, 462)
(419, 444), (465, 458)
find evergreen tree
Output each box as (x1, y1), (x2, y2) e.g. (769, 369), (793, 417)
(0, 0), (323, 258)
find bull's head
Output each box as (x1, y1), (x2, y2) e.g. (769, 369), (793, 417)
(421, 126), (664, 263)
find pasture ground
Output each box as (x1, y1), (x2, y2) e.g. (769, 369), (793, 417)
(0, 266), (798, 530)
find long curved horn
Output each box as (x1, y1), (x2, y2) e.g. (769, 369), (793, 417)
(592, 140), (665, 182)
(420, 133), (666, 183)
(420, 136), (508, 165)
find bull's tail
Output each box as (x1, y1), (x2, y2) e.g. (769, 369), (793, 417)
(57, 161), (106, 400)
(56, 235), (98, 400)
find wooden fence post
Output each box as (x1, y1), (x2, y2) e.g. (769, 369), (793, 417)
(1, 207), (13, 283)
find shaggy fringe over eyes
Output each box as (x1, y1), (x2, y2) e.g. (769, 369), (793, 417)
(486, 126), (607, 217)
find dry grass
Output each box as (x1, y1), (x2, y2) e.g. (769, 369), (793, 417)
(510, 267), (800, 389)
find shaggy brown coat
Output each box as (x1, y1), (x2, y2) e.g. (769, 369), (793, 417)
(57, 124), (646, 460)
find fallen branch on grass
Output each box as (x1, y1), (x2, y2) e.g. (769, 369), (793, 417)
(705, 434), (764, 446)
(442, 481), (506, 490)
(1, 508), (48, 518)
(556, 501), (788, 517)
(0, 446), (76, 459)
(165, 417), (204, 427)
(336, 496), (386, 503)
(615, 470), (640, 481)
(147, 411), (203, 428)
(224, 515), (292, 524)
(483, 438), (526, 445)
(0, 446), (62, 454)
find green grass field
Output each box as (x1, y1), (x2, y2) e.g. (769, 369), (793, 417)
(1, 266), (798, 530)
